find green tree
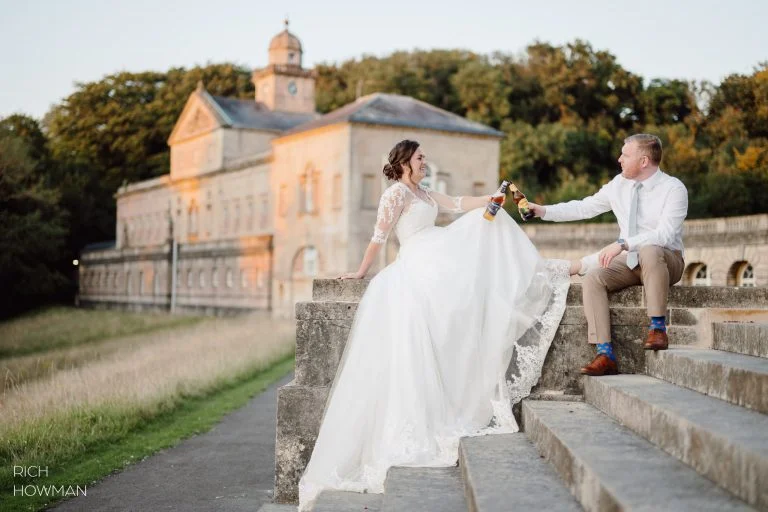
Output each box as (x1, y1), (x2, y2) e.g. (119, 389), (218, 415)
(0, 134), (68, 318)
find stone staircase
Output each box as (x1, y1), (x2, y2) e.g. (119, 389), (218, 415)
(260, 280), (768, 511)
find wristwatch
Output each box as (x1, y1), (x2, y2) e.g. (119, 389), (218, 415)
(616, 238), (628, 251)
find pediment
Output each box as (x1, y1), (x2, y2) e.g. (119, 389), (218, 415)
(168, 93), (222, 146)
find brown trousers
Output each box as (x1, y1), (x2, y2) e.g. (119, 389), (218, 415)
(583, 245), (685, 344)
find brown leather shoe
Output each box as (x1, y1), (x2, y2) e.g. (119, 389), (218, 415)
(644, 329), (669, 350)
(580, 354), (618, 376)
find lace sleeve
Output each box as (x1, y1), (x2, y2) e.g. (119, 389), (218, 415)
(371, 184), (406, 244)
(422, 185), (464, 213)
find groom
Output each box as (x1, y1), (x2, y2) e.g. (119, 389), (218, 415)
(529, 134), (688, 376)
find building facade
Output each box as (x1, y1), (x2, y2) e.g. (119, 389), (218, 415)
(77, 23), (503, 317)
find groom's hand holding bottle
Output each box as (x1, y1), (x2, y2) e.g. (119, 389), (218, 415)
(527, 203), (546, 218)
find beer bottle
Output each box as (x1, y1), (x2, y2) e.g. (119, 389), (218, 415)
(483, 181), (510, 221)
(509, 184), (535, 221)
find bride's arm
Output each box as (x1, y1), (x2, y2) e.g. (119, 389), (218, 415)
(340, 243), (383, 279)
(340, 185), (406, 279)
(428, 189), (498, 212)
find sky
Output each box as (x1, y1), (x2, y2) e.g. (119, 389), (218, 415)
(1, 0), (766, 120)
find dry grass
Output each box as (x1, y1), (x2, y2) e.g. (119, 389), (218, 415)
(0, 306), (203, 359)
(0, 313), (295, 471)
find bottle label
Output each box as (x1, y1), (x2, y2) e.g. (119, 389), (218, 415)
(487, 202), (501, 216)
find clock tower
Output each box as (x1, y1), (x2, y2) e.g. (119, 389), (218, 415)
(252, 20), (316, 114)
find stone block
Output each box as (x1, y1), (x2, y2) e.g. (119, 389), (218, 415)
(295, 319), (352, 386)
(274, 383), (329, 504)
(646, 347), (768, 414)
(713, 322), (768, 358)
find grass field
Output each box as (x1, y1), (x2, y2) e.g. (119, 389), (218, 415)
(0, 306), (204, 359)
(0, 308), (295, 511)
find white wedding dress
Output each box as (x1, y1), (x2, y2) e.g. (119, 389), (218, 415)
(298, 181), (570, 511)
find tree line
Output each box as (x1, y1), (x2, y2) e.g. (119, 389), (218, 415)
(1, 42), (766, 316)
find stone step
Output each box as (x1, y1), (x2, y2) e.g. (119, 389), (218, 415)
(312, 279), (768, 309)
(713, 322), (768, 358)
(459, 433), (581, 512)
(380, 466), (466, 512)
(312, 490), (382, 512)
(275, 382), (330, 503)
(646, 347), (768, 414)
(583, 374), (768, 509)
(522, 400), (753, 511)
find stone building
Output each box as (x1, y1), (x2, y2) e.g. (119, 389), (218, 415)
(77, 22), (504, 317)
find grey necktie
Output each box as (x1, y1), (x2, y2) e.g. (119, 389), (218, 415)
(626, 182), (642, 269)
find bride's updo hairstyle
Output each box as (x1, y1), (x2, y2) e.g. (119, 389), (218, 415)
(383, 140), (420, 181)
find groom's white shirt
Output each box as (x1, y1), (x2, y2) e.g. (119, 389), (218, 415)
(542, 169), (688, 254)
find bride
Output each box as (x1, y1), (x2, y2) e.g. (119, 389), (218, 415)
(298, 139), (570, 511)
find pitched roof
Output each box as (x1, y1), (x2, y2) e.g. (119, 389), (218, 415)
(204, 93), (317, 132)
(282, 93), (504, 138)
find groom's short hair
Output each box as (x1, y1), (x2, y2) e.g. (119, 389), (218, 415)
(625, 133), (662, 165)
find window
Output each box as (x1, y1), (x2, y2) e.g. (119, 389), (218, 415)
(293, 246), (319, 277)
(187, 269), (194, 288)
(693, 264), (710, 286)
(222, 203), (229, 234)
(299, 168), (320, 215)
(304, 247), (318, 277)
(739, 263), (756, 287)
(126, 271), (133, 294)
(153, 271), (160, 295)
(332, 174), (342, 210)
(226, 269), (234, 288)
(362, 174), (378, 209)
(256, 269), (265, 289)
(206, 192), (213, 235)
(247, 197), (255, 231)
(188, 201), (199, 235)
(241, 270), (249, 289)
(199, 270), (206, 288)
(138, 271), (144, 295)
(260, 194), (269, 228)
(212, 268), (219, 288)
(234, 199), (241, 233)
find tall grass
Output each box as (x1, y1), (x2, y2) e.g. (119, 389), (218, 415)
(0, 313), (295, 497)
(0, 306), (204, 359)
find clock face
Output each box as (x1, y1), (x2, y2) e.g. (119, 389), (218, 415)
(287, 81), (298, 96)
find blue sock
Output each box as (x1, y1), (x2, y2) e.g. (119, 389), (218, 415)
(596, 342), (616, 362)
(650, 316), (666, 332)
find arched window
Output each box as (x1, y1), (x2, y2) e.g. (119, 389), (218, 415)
(293, 246), (319, 278)
(212, 268), (219, 288)
(226, 268), (234, 288)
(241, 270), (249, 289)
(138, 271), (144, 295)
(199, 269), (206, 288)
(126, 271), (133, 294)
(693, 264), (710, 286)
(739, 263), (756, 287)
(186, 269), (194, 288)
